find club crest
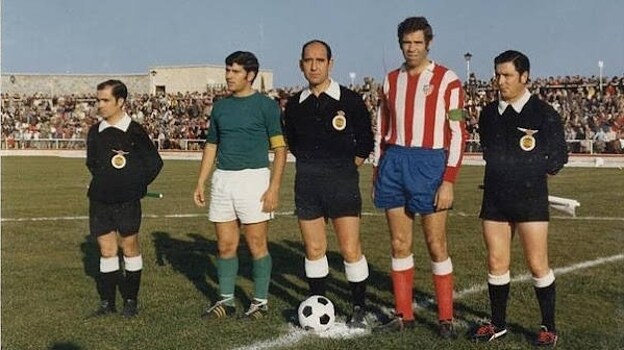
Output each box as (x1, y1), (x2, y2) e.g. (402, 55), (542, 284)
(332, 111), (347, 131)
(111, 149), (129, 169)
(517, 127), (538, 151)
(423, 84), (435, 96)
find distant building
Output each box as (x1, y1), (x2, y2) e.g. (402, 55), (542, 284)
(1, 64), (274, 96)
(1, 73), (148, 96)
(149, 64), (273, 95)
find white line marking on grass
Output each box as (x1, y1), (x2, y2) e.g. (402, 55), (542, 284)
(231, 325), (308, 350)
(3, 212), (623, 222)
(551, 215), (624, 221)
(454, 253), (624, 299)
(1, 215), (90, 222)
(233, 253), (624, 350)
(230, 324), (367, 350)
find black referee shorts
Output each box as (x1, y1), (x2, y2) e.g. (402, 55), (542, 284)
(479, 175), (549, 222)
(294, 160), (361, 220)
(89, 199), (142, 237)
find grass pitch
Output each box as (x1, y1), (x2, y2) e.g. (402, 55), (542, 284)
(1, 156), (623, 349)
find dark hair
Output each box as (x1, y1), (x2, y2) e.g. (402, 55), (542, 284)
(495, 50), (530, 76)
(301, 39), (332, 60)
(96, 79), (128, 102)
(397, 17), (433, 43)
(225, 51), (260, 82)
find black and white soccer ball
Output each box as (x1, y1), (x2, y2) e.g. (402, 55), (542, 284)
(297, 295), (335, 332)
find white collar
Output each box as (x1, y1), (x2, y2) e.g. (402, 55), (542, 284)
(400, 60), (436, 74)
(299, 79), (341, 103)
(498, 89), (531, 114)
(99, 114), (132, 132)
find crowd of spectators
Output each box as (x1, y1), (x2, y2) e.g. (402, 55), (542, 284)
(2, 75), (624, 154)
(464, 74), (624, 153)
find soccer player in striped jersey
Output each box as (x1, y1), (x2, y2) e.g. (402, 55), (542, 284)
(372, 17), (466, 339)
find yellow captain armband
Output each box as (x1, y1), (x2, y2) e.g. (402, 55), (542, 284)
(269, 135), (286, 149)
(448, 109), (467, 121)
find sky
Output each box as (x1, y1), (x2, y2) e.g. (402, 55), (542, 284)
(2, 0), (623, 88)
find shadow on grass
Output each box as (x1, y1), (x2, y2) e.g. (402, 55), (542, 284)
(80, 234), (99, 279)
(79, 234), (101, 301)
(281, 238), (536, 339)
(48, 342), (83, 350)
(149, 230), (380, 320)
(147, 231), (531, 334)
(280, 239), (391, 320)
(408, 299), (536, 340)
(152, 231), (225, 304)
(151, 231), (310, 316)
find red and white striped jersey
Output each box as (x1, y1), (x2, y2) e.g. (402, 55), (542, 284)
(373, 61), (467, 182)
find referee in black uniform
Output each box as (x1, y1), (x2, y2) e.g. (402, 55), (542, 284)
(283, 40), (373, 328)
(86, 80), (163, 318)
(471, 51), (567, 347)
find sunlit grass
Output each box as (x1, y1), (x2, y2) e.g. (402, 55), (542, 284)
(1, 156), (622, 349)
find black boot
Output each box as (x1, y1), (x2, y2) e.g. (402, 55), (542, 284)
(121, 270), (142, 318)
(92, 270), (122, 316)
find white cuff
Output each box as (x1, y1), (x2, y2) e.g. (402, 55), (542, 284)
(391, 254), (414, 271)
(344, 256), (369, 283)
(305, 256), (329, 278)
(100, 256), (120, 273)
(124, 255), (143, 272)
(488, 271), (511, 286)
(431, 257), (453, 275)
(532, 270), (555, 288)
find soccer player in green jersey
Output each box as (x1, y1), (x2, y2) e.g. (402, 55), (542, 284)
(193, 51), (287, 320)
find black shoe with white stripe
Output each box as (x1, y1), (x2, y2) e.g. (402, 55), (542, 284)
(242, 300), (268, 320)
(471, 321), (507, 342)
(202, 299), (236, 320)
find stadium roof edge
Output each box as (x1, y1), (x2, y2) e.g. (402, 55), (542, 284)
(149, 63), (272, 73)
(2, 62), (274, 75)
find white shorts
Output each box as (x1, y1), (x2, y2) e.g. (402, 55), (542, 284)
(208, 168), (273, 224)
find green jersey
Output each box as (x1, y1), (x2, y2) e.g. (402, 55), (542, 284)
(206, 92), (283, 170)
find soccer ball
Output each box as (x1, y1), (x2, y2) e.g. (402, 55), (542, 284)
(297, 295), (335, 332)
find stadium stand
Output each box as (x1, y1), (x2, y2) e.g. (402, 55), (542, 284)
(2, 75), (623, 153)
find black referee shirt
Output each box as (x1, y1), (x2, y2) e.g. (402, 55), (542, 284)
(283, 80), (373, 163)
(478, 94), (568, 181)
(86, 116), (163, 203)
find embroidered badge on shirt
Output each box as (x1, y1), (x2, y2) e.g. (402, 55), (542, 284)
(517, 127), (538, 151)
(111, 149), (129, 169)
(423, 84), (435, 96)
(332, 110), (347, 131)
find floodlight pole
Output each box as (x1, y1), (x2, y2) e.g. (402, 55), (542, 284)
(464, 52), (472, 82)
(150, 70), (157, 95)
(598, 60), (604, 97)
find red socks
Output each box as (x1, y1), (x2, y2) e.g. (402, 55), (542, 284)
(391, 268), (414, 321)
(433, 273), (454, 321)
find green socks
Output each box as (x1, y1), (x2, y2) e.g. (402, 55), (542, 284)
(217, 256), (238, 306)
(253, 254), (272, 300)
(217, 254), (272, 304)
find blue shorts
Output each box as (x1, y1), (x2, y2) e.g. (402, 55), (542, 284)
(374, 146), (445, 214)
